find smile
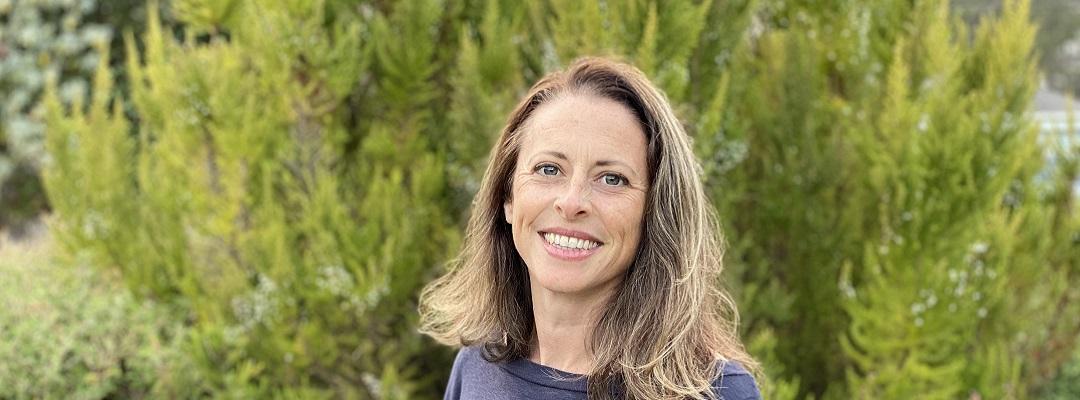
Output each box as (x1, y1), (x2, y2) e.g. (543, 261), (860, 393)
(538, 232), (602, 261)
(543, 232), (601, 249)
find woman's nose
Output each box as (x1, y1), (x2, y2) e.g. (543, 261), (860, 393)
(553, 178), (590, 219)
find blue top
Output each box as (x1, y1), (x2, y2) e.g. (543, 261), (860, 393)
(444, 346), (761, 400)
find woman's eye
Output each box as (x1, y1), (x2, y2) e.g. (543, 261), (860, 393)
(602, 173), (627, 186)
(537, 165), (560, 176)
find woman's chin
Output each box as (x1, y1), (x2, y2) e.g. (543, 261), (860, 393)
(526, 265), (623, 299)
(525, 266), (587, 294)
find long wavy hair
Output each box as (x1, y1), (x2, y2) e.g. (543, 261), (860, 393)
(418, 56), (757, 399)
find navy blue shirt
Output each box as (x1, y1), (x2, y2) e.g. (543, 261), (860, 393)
(444, 346), (761, 399)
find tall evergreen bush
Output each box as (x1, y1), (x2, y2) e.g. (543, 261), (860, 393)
(43, 0), (460, 396)
(711, 0), (1079, 398)
(0, 0), (153, 232)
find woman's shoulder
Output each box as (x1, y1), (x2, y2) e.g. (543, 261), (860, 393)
(712, 360), (761, 400)
(445, 345), (501, 400)
(451, 345), (486, 372)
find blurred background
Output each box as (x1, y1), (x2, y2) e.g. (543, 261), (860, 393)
(0, 0), (1077, 398)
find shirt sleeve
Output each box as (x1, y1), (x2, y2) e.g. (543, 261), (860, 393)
(443, 347), (467, 400)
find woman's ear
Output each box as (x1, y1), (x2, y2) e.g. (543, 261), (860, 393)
(503, 200), (513, 224)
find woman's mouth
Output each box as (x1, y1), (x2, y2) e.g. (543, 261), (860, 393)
(538, 232), (602, 261)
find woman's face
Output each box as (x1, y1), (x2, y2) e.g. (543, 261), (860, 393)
(504, 92), (649, 298)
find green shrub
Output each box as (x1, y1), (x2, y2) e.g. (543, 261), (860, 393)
(1038, 346), (1080, 399)
(0, 227), (201, 399)
(711, 0), (1078, 397)
(0, 0), (158, 232)
(43, 0), (459, 396)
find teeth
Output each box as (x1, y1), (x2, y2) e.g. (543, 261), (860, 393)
(544, 232), (600, 250)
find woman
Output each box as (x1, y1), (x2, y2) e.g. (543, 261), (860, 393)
(419, 57), (760, 399)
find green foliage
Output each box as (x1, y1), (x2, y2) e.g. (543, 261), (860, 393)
(713, 0), (1078, 398)
(444, 0), (522, 212)
(0, 0), (156, 231)
(953, 0), (1080, 95)
(0, 231), (199, 399)
(747, 328), (804, 400)
(840, 0), (1041, 396)
(44, 0), (457, 396)
(1039, 346), (1080, 399)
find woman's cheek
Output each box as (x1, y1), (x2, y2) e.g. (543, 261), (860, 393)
(594, 186), (644, 205)
(519, 177), (562, 193)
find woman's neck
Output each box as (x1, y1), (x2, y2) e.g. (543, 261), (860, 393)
(527, 281), (618, 375)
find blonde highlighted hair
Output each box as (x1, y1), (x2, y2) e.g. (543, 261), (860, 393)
(419, 56), (757, 399)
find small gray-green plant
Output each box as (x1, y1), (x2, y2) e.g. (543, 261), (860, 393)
(0, 230), (202, 399)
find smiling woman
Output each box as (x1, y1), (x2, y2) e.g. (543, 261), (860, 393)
(419, 57), (760, 400)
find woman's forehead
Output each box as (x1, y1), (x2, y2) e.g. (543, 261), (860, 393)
(519, 94), (647, 161)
